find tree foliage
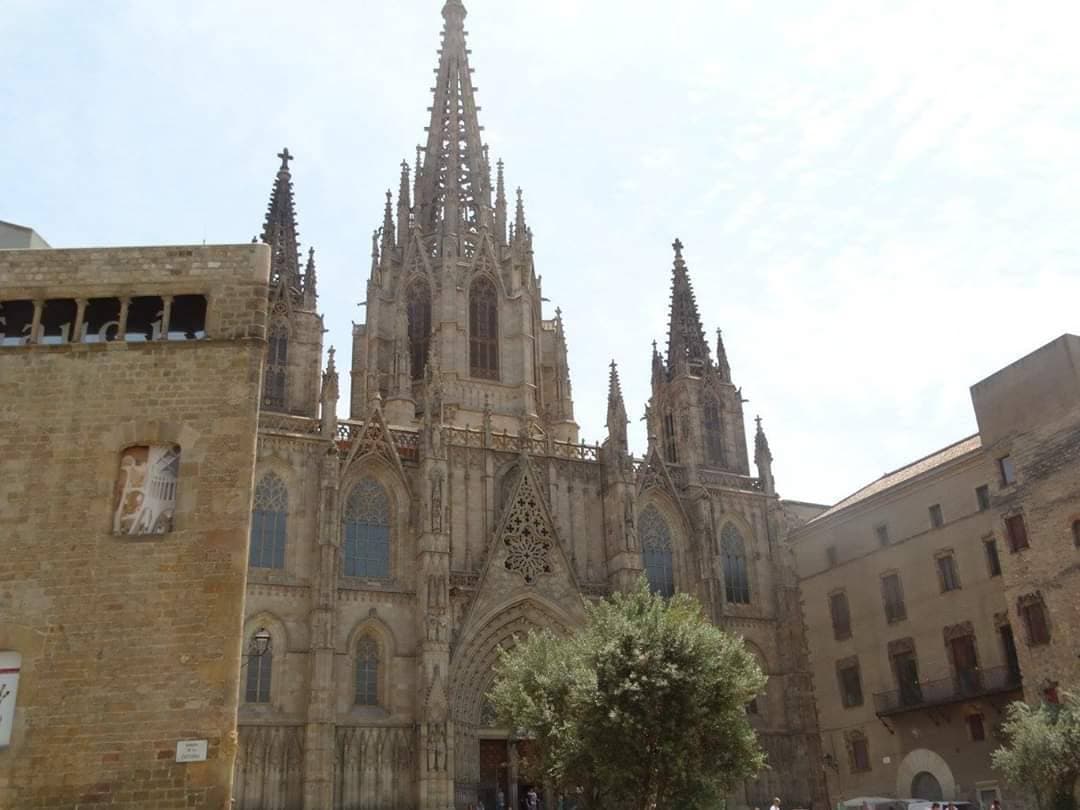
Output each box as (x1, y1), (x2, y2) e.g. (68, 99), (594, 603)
(992, 691), (1080, 810)
(488, 579), (767, 810)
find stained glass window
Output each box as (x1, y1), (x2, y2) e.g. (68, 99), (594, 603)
(343, 479), (391, 578)
(703, 397), (724, 467)
(639, 505), (674, 597)
(721, 524), (751, 604)
(245, 631), (272, 704)
(469, 276), (498, 379)
(355, 637), (379, 706)
(250, 473), (288, 569)
(407, 279), (432, 380)
(264, 321), (288, 409)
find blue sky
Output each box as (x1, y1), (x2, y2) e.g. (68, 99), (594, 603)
(4, 0), (1078, 505)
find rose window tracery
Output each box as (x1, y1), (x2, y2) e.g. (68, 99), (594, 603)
(501, 471), (553, 584)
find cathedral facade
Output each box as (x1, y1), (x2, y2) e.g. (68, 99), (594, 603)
(235, 3), (825, 808)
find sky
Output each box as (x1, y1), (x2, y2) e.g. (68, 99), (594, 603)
(3, 0), (1079, 506)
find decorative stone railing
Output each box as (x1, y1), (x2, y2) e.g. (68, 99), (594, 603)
(444, 425), (601, 462)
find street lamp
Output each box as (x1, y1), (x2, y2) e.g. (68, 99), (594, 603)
(250, 629), (271, 657)
(240, 628), (272, 669)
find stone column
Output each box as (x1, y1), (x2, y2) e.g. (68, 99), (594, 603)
(418, 419), (454, 809)
(304, 448), (341, 808)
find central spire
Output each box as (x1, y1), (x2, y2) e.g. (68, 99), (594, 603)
(415, 0), (491, 240)
(665, 238), (711, 376)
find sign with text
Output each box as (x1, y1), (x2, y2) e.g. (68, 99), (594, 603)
(175, 739), (208, 763)
(0, 651), (21, 747)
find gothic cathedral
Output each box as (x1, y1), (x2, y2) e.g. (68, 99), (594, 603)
(235, 3), (825, 808)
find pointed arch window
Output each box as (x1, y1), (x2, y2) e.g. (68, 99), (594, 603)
(703, 396), (725, 467)
(640, 505), (674, 597)
(264, 321), (288, 409)
(245, 629), (273, 704)
(343, 479), (391, 579)
(355, 637), (380, 706)
(721, 523), (751, 604)
(250, 473), (288, 569)
(469, 276), (498, 380)
(407, 278), (432, 380)
(663, 411), (678, 464)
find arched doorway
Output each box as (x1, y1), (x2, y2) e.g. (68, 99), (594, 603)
(912, 771), (944, 801)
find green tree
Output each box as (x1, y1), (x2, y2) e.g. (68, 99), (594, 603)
(992, 691), (1080, 810)
(489, 579), (766, 810)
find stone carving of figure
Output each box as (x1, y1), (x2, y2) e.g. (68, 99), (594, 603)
(623, 493), (636, 550)
(427, 722), (447, 771)
(430, 472), (444, 533)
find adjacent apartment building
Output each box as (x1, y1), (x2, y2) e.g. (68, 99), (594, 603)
(0, 243), (268, 808)
(790, 335), (1080, 809)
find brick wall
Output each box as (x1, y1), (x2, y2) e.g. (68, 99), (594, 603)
(0, 245), (268, 808)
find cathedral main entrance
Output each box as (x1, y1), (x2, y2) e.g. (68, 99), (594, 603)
(477, 738), (546, 810)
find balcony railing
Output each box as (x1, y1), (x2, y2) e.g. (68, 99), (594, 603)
(873, 665), (1023, 715)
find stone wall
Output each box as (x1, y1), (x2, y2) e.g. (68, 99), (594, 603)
(0, 244), (268, 808)
(971, 334), (1080, 700)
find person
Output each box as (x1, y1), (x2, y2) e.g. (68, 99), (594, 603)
(496, 789), (505, 810)
(990, 800), (1002, 810)
(527, 787), (539, 810)
(770, 798), (782, 810)
(931, 804), (941, 810)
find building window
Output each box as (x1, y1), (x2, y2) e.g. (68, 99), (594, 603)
(847, 731), (871, 772)
(929, 503), (944, 529)
(406, 278), (432, 380)
(355, 637), (379, 706)
(890, 640), (922, 706)
(1072, 519), (1080, 548)
(999, 623), (1022, 684)
(113, 444), (181, 536)
(468, 276), (498, 379)
(999, 455), (1016, 486)
(721, 524), (751, 604)
(343, 479), (391, 579)
(967, 713), (986, 741)
(746, 697), (759, 716)
(245, 630), (272, 704)
(663, 411), (678, 464)
(250, 473), (288, 569)
(984, 538), (1002, 577)
(937, 552), (961, 592)
(1018, 594), (1051, 645)
(881, 572), (906, 623)
(264, 320), (288, 409)
(830, 591), (851, 641)
(976, 485), (991, 511)
(875, 523), (890, 546)
(639, 505), (674, 597)
(948, 631), (981, 694)
(703, 397), (724, 467)
(826, 545), (838, 568)
(1005, 513), (1029, 552)
(837, 658), (863, 708)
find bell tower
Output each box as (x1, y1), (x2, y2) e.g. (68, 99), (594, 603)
(647, 239), (750, 483)
(350, 0), (578, 442)
(259, 148), (323, 417)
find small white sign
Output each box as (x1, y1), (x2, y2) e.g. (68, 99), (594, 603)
(0, 651), (21, 748)
(882, 756), (892, 765)
(175, 739), (208, 763)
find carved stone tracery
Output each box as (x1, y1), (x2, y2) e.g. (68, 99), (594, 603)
(500, 469), (553, 584)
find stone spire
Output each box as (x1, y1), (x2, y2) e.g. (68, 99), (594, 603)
(651, 340), (664, 387)
(381, 190), (396, 255)
(606, 360), (628, 454)
(415, 0), (491, 240)
(754, 414), (775, 495)
(303, 247), (317, 307)
(320, 346), (339, 437)
(665, 238), (711, 377)
(715, 328), (731, 382)
(495, 159), (507, 245)
(397, 160), (412, 245)
(261, 147), (302, 293)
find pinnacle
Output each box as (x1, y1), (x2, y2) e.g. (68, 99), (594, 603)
(664, 238), (710, 374)
(261, 147), (302, 293)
